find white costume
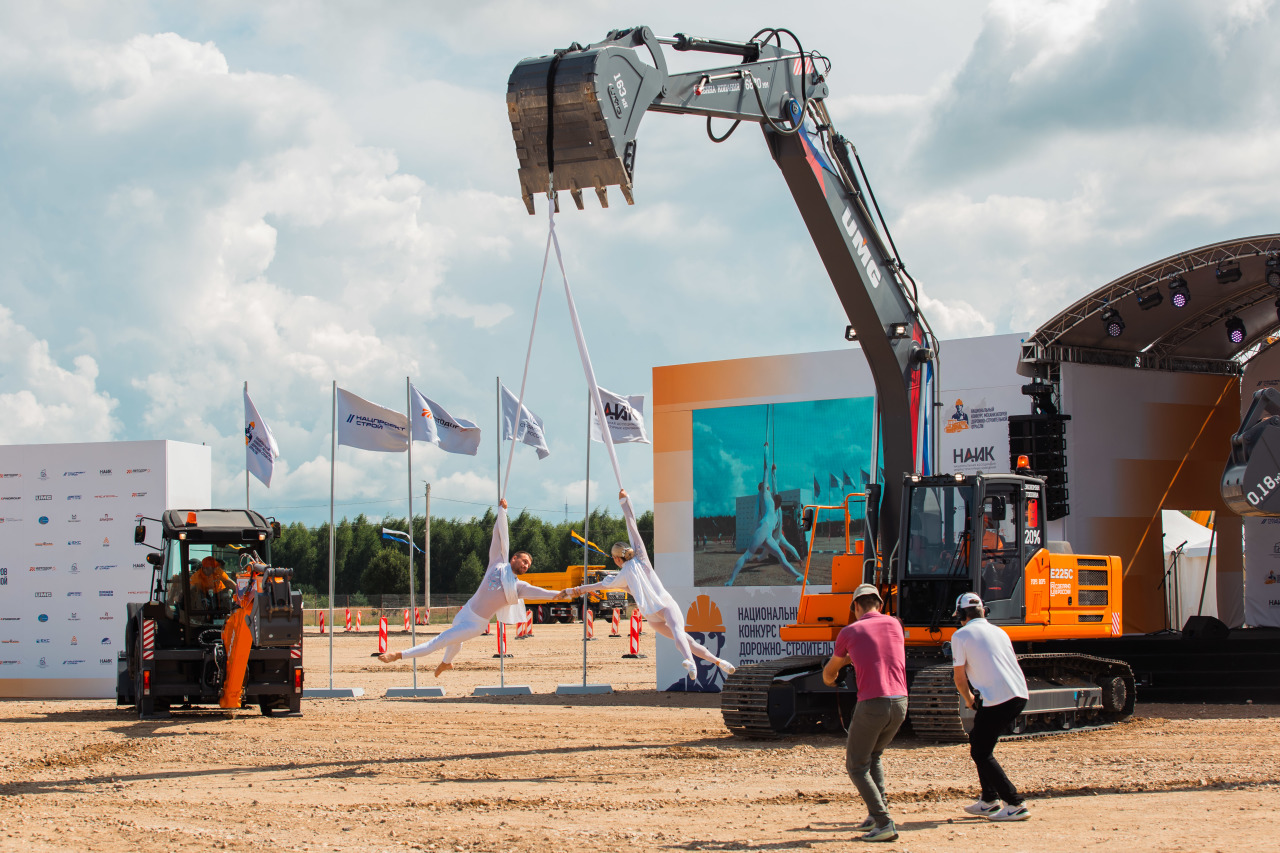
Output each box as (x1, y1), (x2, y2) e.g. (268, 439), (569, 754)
(726, 455), (802, 586)
(400, 506), (559, 664)
(574, 495), (734, 680)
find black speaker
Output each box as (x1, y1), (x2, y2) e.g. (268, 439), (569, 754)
(1009, 413), (1071, 520)
(1181, 615), (1230, 641)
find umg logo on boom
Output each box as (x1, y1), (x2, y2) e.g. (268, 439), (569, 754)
(841, 206), (883, 289)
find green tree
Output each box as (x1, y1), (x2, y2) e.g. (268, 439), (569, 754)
(455, 552), (483, 594)
(361, 548), (410, 595)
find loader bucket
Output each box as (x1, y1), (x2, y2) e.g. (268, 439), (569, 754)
(507, 27), (668, 214)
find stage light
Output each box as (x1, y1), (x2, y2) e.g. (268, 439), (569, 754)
(1101, 306), (1125, 337)
(1226, 315), (1246, 345)
(1168, 276), (1190, 308)
(1216, 261), (1243, 284)
(1136, 288), (1163, 310)
(1268, 255), (1280, 288)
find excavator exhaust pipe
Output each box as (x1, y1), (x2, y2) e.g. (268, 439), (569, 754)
(507, 27), (668, 214)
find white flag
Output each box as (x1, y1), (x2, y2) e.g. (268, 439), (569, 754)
(411, 385), (482, 456)
(500, 383), (551, 460)
(337, 388), (408, 453)
(590, 387), (650, 445)
(244, 389), (280, 487)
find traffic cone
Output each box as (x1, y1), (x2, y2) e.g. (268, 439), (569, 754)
(622, 609), (646, 658)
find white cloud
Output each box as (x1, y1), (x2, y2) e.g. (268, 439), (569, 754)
(0, 305), (120, 443)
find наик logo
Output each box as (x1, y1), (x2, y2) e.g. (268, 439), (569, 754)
(38, 516), (48, 524)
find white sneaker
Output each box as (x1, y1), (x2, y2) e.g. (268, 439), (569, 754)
(717, 659), (737, 676)
(988, 804), (1030, 821)
(682, 659), (697, 680)
(963, 799), (1000, 816)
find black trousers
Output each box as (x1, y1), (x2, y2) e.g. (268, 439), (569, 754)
(968, 696), (1027, 805)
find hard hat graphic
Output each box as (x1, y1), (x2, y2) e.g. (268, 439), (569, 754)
(685, 594), (726, 632)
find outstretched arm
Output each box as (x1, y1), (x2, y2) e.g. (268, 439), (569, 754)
(566, 573), (628, 597)
(515, 580), (563, 599)
(489, 501), (509, 567)
(618, 490), (651, 570)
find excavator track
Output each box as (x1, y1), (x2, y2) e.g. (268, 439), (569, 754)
(908, 652), (1136, 743)
(721, 656), (827, 738)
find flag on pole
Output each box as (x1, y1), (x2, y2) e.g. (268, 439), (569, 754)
(813, 475), (821, 497)
(337, 388), (408, 453)
(500, 383), (550, 459)
(590, 387), (650, 445)
(860, 469), (871, 485)
(571, 529), (610, 558)
(410, 385), (482, 456)
(244, 389), (280, 487)
(829, 473), (840, 488)
(842, 470), (854, 487)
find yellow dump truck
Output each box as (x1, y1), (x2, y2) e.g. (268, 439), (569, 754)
(519, 565), (631, 623)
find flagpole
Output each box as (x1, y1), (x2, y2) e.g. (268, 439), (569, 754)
(335, 379), (340, 691)
(405, 377), (417, 690)
(245, 380), (251, 511)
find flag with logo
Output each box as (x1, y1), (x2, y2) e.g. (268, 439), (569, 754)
(500, 384), (550, 460)
(244, 389), (280, 487)
(337, 388), (408, 452)
(410, 385), (482, 456)
(590, 387), (650, 445)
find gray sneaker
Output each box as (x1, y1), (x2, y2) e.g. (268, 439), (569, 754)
(859, 821), (899, 842)
(963, 799), (1001, 816)
(852, 816), (876, 832)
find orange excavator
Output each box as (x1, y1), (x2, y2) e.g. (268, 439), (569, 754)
(506, 24), (1135, 740)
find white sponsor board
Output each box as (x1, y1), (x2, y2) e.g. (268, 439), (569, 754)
(0, 441), (210, 697)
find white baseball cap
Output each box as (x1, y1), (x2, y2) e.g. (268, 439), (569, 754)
(953, 592), (983, 616)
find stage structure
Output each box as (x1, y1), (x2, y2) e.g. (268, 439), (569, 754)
(652, 333), (1027, 691)
(0, 441), (211, 698)
(1020, 234), (1280, 632)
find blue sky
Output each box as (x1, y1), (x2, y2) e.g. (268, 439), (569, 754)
(3, 1), (1279, 525)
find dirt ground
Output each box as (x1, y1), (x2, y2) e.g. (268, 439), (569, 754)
(1, 624), (1277, 853)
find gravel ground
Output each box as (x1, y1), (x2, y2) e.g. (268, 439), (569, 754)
(0, 625), (1276, 852)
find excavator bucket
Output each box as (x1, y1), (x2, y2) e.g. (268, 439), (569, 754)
(507, 27), (668, 214)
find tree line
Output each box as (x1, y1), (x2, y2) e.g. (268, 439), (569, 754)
(270, 507), (655, 599)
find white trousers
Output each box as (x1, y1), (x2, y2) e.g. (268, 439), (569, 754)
(400, 605), (490, 664)
(646, 603), (721, 666)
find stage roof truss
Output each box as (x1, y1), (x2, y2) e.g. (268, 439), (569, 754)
(1022, 235), (1280, 376)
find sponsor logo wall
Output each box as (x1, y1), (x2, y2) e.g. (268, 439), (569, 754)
(651, 334), (1027, 688)
(0, 441), (210, 697)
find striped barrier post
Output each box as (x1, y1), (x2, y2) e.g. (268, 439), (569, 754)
(622, 609), (646, 658)
(492, 622), (512, 658)
(585, 608), (595, 640)
(378, 616), (388, 653)
(354, 610), (362, 632)
(404, 608), (410, 632)
(319, 611), (326, 634)
(609, 608), (621, 637)
(344, 607), (352, 632)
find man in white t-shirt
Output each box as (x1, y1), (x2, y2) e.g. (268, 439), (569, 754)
(951, 592), (1031, 822)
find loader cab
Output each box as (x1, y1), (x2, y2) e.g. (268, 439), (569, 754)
(897, 474), (1047, 629)
(145, 509), (278, 638)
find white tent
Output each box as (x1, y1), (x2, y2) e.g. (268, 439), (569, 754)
(1160, 510), (1217, 629)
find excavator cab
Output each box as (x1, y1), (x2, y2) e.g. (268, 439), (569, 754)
(895, 474), (1046, 630)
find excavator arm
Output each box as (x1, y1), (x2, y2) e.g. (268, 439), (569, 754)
(507, 26), (938, 564)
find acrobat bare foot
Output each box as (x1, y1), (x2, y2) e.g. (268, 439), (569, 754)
(434, 661), (452, 678)
(378, 651), (402, 664)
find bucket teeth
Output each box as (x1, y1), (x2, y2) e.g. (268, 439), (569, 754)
(595, 186), (609, 208)
(570, 188), (584, 210)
